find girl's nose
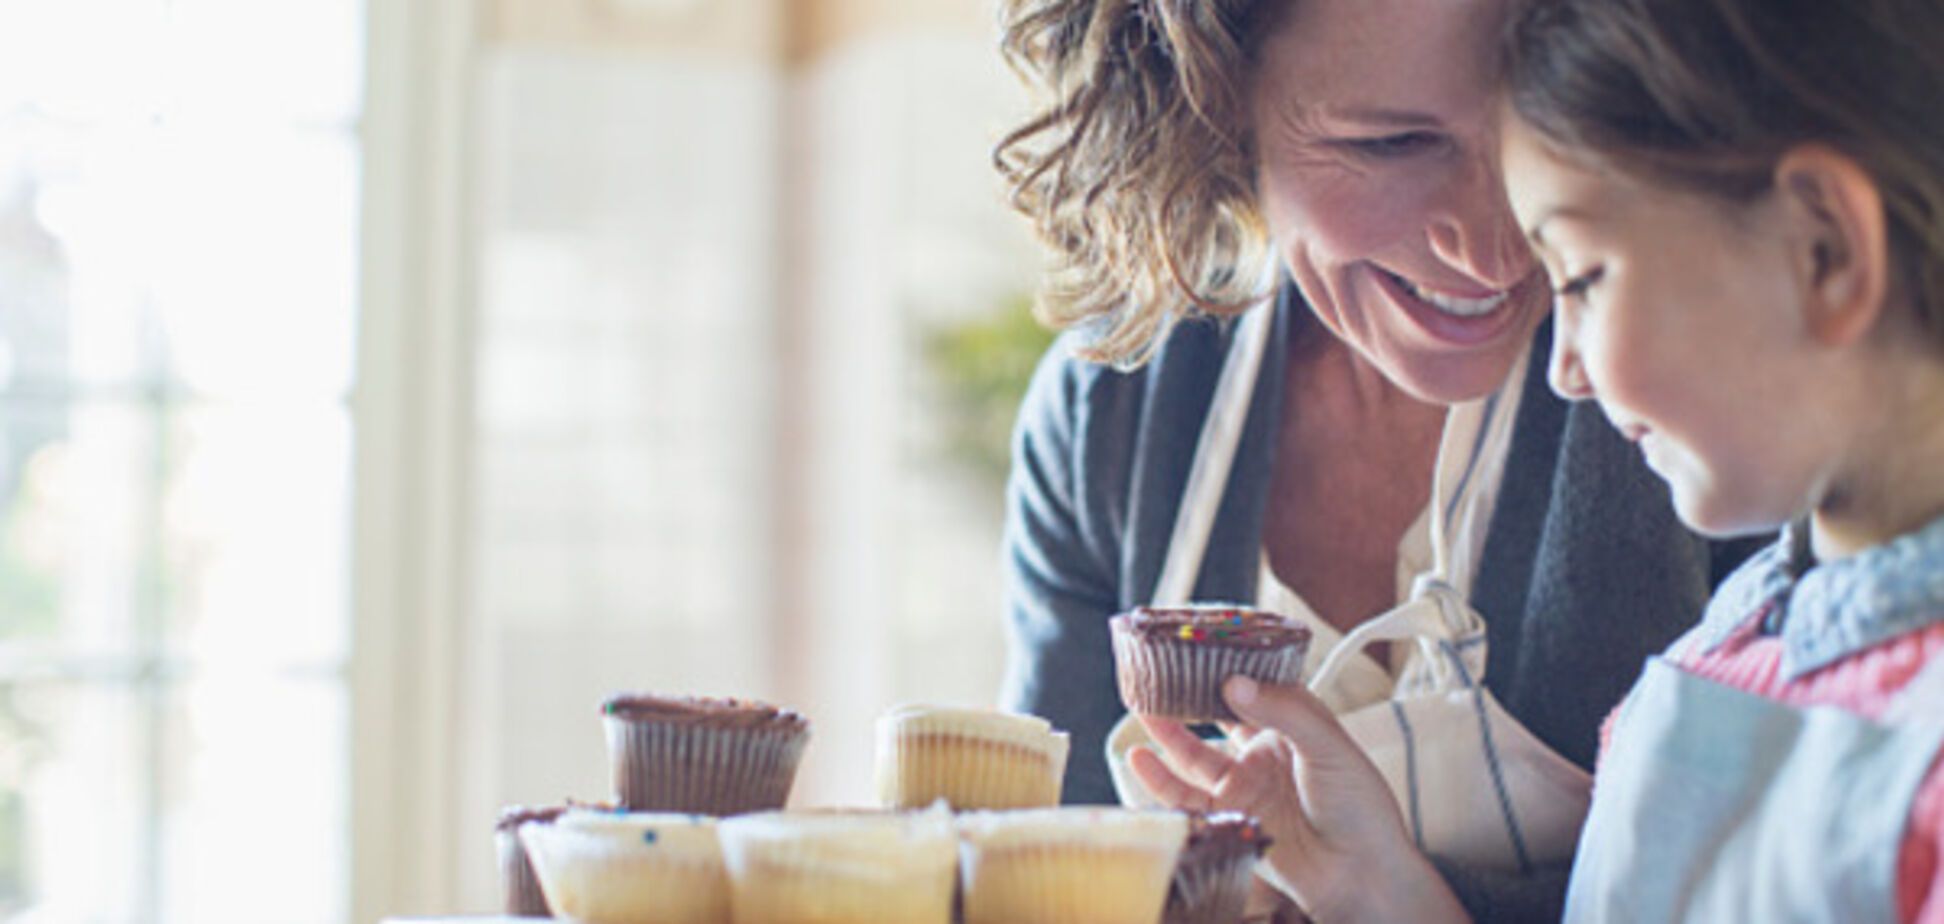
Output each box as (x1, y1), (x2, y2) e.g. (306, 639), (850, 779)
(1547, 330), (1594, 401)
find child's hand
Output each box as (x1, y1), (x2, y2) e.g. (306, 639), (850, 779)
(1130, 675), (1470, 924)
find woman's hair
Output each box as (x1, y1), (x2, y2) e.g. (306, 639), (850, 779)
(994, 0), (1291, 366)
(1505, 0), (1944, 347)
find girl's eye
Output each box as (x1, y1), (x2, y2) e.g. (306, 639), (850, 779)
(1556, 266), (1605, 301)
(1340, 131), (1447, 159)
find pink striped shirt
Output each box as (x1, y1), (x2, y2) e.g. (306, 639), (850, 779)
(1599, 615), (1944, 923)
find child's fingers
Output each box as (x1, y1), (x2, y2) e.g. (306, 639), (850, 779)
(1128, 744), (1215, 812)
(1220, 719), (1263, 748)
(1139, 714), (1238, 789)
(1224, 676), (1354, 752)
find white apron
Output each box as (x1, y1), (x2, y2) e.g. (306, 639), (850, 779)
(1565, 651), (1944, 922)
(1105, 304), (1592, 872)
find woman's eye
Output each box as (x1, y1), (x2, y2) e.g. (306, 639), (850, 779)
(1556, 266), (1605, 302)
(1340, 131), (1446, 159)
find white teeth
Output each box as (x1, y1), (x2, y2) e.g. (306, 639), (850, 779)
(1397, 274), (1508, 317)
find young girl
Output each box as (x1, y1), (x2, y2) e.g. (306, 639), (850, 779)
(1132, 0), (1944, 920)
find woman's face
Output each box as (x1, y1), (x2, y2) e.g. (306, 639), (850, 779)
(1252, 0), (1549, 403)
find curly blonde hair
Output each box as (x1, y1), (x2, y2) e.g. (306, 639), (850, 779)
(994, 0), (1291, 366)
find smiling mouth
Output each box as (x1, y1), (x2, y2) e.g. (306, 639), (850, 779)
(1380, 268), (1510, 317)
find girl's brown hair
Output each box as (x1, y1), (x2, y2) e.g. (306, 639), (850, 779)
(1505, 0), (1944, 345)
(993, 0), (1290, 366)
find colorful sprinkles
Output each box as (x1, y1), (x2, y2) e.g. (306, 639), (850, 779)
(1174, 612), (1250, 642)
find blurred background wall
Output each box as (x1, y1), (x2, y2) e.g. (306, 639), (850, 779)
(0, 0), (1049, 921)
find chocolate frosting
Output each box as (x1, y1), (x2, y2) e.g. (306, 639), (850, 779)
(1117, 606), (1311, 650)
(601, 692), (808, 730)
(1179, 812), (1270, 866)
(494, 803), (570, 832)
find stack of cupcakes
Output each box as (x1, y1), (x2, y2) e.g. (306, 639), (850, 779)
(499, 691), (812, 920)
(488, 620), (1289, 924)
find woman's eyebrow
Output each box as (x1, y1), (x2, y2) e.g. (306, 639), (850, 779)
(1317, 105), (1442, 129)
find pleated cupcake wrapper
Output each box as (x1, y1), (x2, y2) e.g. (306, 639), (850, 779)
(959, 841), (1180, 924)
(1164, 849), (1260, 924)
(606, 716), (808, 815)
(530, 846), (728, 924)
(878, 732), (1065, 810)
(495, 828), (551, 917)
(1113, 632), (1306, 722)
(719, 831), (957, 924)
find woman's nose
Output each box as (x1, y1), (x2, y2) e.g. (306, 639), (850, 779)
(1427, 158), (1533, 288)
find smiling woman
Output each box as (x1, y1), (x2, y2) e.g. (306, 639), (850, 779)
(991, 0), (1763, 921)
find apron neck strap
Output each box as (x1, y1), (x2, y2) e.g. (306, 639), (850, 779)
(1151, 305), (1276, 605)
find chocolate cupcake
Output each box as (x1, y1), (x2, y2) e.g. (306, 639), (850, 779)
(1165, 813), (1271, 924)
(496, 803), (569, 916)
(602, 693), (811, 815)
(1110, 605), (1311, 722)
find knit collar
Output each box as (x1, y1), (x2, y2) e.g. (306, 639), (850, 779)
(1693, 513), (1944, 678)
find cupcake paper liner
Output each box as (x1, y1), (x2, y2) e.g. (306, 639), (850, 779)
(874, 711), (1073, 805)
(520, 812), (727, 924)
(1164, 849), (1260, 924)
(957, 809), (1187, 924)
(718, 807), (957, 924)
(1111, 621), (1307, 722)
(495, 827), (551, 917)
(605, 715), (808, 815)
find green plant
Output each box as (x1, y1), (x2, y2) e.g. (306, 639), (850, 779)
(922, 294), (1058, 488)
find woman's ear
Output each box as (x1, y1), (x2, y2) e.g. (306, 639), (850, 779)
(1774, 144), (1890, 347)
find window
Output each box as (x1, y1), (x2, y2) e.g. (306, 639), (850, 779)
(0, 2), (363, 921)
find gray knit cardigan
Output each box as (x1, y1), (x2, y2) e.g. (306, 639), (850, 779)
(999, 285), (1763, 921)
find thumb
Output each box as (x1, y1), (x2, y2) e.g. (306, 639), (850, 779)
(1224, 675), (1351, 750)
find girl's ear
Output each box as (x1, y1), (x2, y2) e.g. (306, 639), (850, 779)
(1774, 144), (1890, 347)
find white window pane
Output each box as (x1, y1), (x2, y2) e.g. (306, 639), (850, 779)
(0, 401), (153, 652)
(163, 0), (365, 126)
(161, 404), (350, 665)
(2, 681), (147, 923)
(17, 123), (358, 395)
(142, 127), (360, 398)
(0, 0), (169, 123)
(158, 675), (346, 924)
(0, 137), (75, 391)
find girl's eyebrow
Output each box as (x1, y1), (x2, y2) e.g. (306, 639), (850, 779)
(1528, 204), (1602, 248)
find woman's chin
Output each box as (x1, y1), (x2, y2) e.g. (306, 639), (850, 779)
(1381, 343), (1532, 406)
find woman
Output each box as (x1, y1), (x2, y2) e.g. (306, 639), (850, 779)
(992, 0), (1758, 919)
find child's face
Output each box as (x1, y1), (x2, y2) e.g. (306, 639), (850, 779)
(1501, 118), (1837, 537)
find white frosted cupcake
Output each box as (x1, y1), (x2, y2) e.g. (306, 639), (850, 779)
(519, 810), (727, 924)
(874, 705), (1070, 810)
(717, 805), (957, 924)
(956, 807), (1188, 924)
